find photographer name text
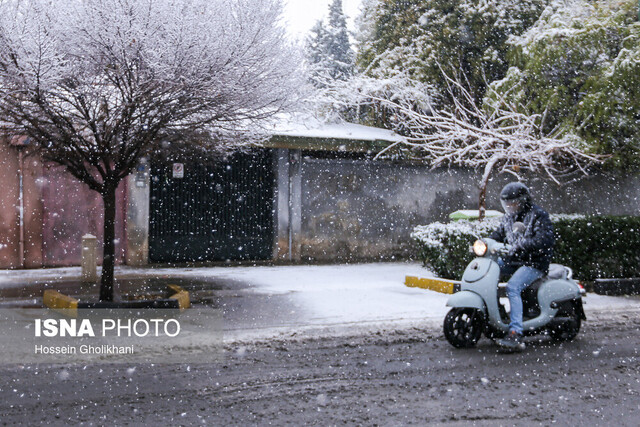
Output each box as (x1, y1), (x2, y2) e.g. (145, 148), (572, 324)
(35, 344), (135, 355)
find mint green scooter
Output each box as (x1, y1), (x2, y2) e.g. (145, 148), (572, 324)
(443, 228), (586, 348)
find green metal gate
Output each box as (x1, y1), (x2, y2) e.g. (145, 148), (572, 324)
(149, 149), (275, 262)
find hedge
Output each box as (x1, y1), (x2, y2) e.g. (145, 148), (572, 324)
(412, 215), (640, 282)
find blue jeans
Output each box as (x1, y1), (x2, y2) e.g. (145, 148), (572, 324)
(498, 260), (544, 335)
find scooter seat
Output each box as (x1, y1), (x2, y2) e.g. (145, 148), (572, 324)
(521, 266), (570, 318)
(547, 263), (570, 280)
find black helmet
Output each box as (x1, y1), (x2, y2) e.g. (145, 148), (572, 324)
(500, 182), (530, 215)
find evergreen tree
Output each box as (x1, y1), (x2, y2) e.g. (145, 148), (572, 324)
(306, 0), (355, 87)
(486, 0), (640, 169)
(306, 21), (331, 86)
(356, 0), (550, 108)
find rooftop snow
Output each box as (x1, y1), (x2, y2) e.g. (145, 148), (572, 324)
(269, 114), (405, 143)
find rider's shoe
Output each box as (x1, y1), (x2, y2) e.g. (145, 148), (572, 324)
(497, 330), (525, 352)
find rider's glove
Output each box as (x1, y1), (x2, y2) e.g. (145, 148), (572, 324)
(508, 243), (524, 257)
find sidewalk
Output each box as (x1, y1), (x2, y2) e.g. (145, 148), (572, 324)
(2, 263), (640, 343)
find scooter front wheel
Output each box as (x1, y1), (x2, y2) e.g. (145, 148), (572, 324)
(443, 308), (485, 348)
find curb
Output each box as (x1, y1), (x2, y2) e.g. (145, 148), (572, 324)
(405, 276), (460, 294)
(593, 278), (640, 296)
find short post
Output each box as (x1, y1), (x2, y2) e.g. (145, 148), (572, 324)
(81, 234), (98, 283)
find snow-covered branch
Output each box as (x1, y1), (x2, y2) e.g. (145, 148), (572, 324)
(307, 71), (437, 128)
(365, 69), (604, 218)
(0, 0), (303, 184)
(378, 84), (599, 178)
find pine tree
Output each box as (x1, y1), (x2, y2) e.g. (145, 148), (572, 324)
(306, 0), (355, 87)
(306, 21), (331, 86)
(326, 0), (355, 80)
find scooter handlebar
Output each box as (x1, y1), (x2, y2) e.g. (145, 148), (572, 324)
(495, 244), (511, 256)
(483, 238), (511, 256)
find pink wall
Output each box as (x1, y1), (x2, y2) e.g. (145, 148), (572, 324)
(0, 139), (127, 268)
(41, 163), (127, 267)
(22, 152), (44, 268)
(0, 138), (21, 268)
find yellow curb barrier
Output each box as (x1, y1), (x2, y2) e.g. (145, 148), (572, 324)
(43, 289), (79, 317)
(167, 284), (191, 310)
(405, 276), (460, 294)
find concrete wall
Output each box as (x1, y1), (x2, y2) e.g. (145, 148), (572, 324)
(5, 139), (636, 267)
(298, 156), (640, 262)
(126, 159), (150, 266)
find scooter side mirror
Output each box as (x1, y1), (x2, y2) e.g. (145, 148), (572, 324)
(512, 222), (525, 234)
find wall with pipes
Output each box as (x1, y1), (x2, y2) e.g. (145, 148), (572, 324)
(0, 138), (126, 269)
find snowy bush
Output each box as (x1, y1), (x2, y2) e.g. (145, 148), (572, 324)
(413, 215), (640, 281)
(411, 217), (502, 280)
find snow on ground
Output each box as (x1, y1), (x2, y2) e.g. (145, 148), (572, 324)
(1, 263), (639, 343)
(143, 262), (448, 341)
(198, 263), (446, 322)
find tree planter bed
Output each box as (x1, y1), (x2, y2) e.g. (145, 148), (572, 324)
(43, 284), (190, 315)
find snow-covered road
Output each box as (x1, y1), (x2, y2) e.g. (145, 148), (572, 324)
(2, 263), (639, 343)
(2, 263), (640, 424)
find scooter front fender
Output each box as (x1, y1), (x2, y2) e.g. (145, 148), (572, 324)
(446, 290), (486, 311)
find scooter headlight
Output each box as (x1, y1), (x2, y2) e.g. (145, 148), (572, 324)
(472, 240), (488, 257)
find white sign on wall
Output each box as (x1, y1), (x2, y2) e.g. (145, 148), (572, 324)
(172, 163), (184, 179)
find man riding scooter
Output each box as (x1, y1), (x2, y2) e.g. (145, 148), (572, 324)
(491, 182), (554, 351)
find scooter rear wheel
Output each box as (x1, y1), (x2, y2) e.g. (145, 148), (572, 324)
(443, 308), (485, 348)
(548, 302), (581, 342)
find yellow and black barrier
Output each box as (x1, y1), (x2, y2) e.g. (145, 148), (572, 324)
(166, 284), (191, 310)
(43, 290), (79, 317)
(405, 276), (461, 294)
(43, 284), (191, 311)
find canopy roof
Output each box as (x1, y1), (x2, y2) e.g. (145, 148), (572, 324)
(266, 114), (405, 153)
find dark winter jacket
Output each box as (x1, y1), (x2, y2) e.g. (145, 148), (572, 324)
(489, 203), (554, 273)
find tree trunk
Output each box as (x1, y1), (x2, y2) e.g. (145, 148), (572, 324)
(478, 157), (499, 222)
(478, 183), (487, 222)
(99, 184), (118, 302)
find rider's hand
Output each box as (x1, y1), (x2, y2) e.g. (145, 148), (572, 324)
(508, 243), (523, 257)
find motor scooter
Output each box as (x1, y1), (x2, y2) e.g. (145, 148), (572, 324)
(443, 223), (586, 348)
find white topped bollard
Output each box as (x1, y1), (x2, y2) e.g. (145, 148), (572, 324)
(81, 234), (98, 283)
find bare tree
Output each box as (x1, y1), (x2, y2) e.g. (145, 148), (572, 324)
(0, 0), (302, 300)
(369, 71), (603, 220)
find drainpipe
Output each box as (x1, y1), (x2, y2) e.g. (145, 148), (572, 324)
(288, 152), (293, 261)
(287, 150), (301, 262)
(17, 148), (25, 268)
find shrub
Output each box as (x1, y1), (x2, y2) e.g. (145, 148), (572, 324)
(412, 215), (640, 282)
(552, 216), (640, 281)
(411, 218), (501, 280)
